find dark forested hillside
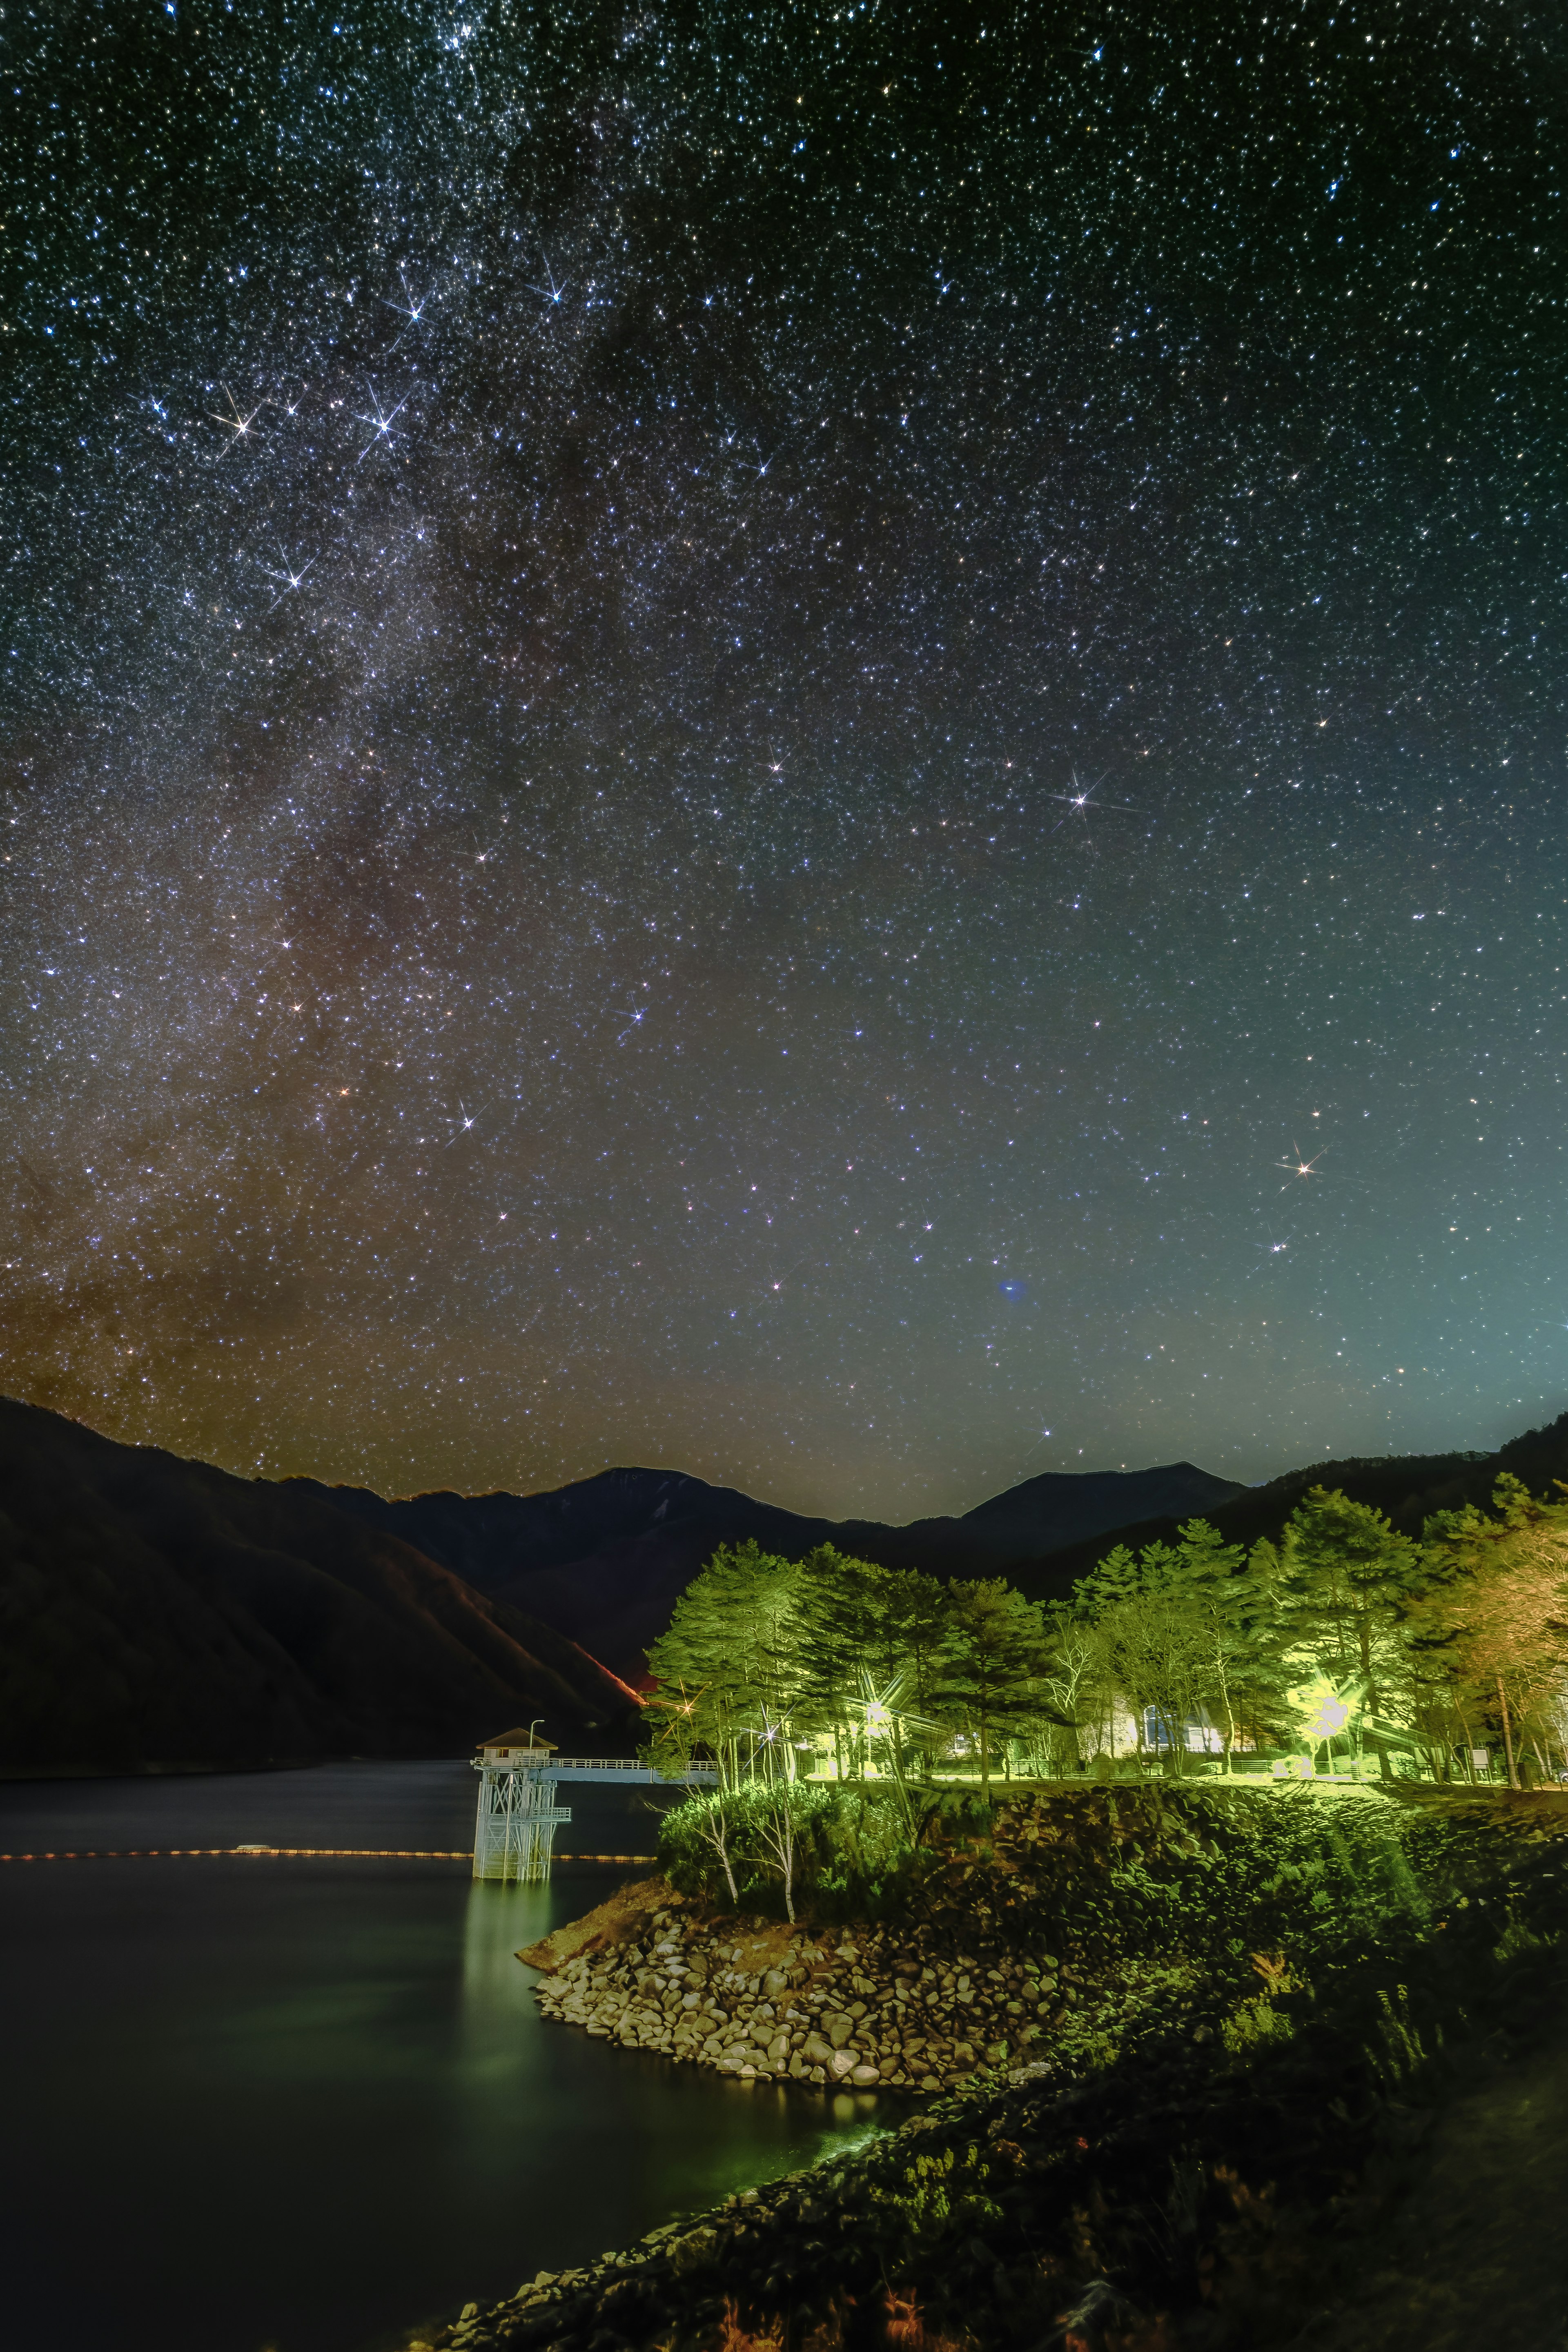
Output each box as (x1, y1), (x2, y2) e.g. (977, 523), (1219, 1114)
(1006, 1410), (1568, 1605)
(0, 1399), (641, 1774)
(307, 1459), (1246, 1675)
(6, 1388), (1566, 1775)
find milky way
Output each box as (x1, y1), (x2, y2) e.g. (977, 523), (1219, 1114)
(4, 2), (1564, 1513)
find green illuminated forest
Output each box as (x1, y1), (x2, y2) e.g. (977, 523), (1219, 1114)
(645, 1476), (1568, 1842)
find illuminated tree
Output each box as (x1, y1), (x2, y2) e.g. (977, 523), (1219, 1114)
(879, 1568), (951, 1778)
(683, 1788), (742, 1905)
(1077, 1541), (1214, 1775)
(935, 1577), (1047, 1795)
(1163, 1518), (1261, 1769)
(1411, 1477), (1568, 1789)
(744, 1781), (820, 1923)
(1018, 1603), (1098, 1778)
(643, 1540), (804, 1787)
(792, 1544), (894, 1777)
(1278, 1487), (1422, 1777)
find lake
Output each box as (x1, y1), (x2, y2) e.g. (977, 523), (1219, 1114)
(0, 1761), (881, 2352)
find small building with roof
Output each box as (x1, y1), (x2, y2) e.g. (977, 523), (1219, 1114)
(477, 1727), (559, 1766)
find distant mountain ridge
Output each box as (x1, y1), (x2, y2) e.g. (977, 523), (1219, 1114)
(1006, 1410), (1568, 1609)
(0, 1398), (641, 1775)
(7, 1390), (1568, 1773)
(303, 1459), (1247, 1678)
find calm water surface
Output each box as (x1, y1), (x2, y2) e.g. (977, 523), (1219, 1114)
(0, 1763), (880, 2352)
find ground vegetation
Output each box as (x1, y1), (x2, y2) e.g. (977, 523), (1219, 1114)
(420, 1787), (1568, 2352)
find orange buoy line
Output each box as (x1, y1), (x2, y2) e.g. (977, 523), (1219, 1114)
(0, 1847), (471, 1861)
(0, 1847), (657, 1863)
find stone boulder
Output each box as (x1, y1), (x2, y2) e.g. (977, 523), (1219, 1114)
(669, 2227), (720, 2278)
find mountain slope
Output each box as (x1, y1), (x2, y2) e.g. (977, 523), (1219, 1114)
(891, 1462), (1254, 1570)
(310, 1460), (1247, 1675)
(1004, 1411), (1568, 1606)
(16, 1388), (1564, 1777)
(0, 1399), (640, 1773)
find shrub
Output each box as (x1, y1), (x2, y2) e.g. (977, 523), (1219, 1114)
(657, 1779), (950, 1919)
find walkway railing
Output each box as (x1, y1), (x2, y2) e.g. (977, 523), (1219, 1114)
(512, 1757), (719, 1782)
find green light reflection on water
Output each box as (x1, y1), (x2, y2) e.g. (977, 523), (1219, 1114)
(456, 1877), (556, 2085)
(454, 1874), (891, 2233)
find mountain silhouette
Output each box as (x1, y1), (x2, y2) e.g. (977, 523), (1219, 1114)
(1005, 1410), (1568, 1606)
(303, 1458), (1248, 1678)
(9, 1388), (1567, 1773)
(0, 1398), (641, 1775)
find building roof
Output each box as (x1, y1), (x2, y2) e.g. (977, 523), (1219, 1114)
(479, 1727), (559, 1753)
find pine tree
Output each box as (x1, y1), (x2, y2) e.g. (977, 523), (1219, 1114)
(1412, 1477), (1568, 1788)
(644, 1540), (803, 1785)
(792, 1544), (891, 1775)
(1169, 1518), (1262, 1770)
(1277, 1488), (1423, 1775)
(880, 1568), (950, 1779)
(1077, 1539), (1212, 1775)
(935, 1578), (1046, 1795)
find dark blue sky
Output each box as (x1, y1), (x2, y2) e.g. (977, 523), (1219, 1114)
(4, 1), (1564, 1514)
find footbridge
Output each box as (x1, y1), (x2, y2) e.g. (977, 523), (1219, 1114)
(471, 1752), (719, 1882)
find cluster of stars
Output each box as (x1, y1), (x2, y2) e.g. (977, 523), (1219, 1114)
(1, 3), (1563, 1511)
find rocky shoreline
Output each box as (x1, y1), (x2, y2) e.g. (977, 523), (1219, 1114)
(394, 1787), (1568, 2352)
(517, 1783), (1212, 2100)
(526, 1886), (1101, 2094)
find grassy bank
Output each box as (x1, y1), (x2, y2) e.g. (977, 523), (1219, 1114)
(398, 1785), (1568, 2352)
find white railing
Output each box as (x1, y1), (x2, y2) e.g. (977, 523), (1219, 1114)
(478, 1756), (719, 1780)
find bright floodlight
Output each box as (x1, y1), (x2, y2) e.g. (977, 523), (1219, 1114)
(1302, 1687), (1351, 1740)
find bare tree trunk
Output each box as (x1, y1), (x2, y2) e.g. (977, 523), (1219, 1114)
(1497, 1677), (1520, 1791)
(701, 1806), (739, 1907)
(757, 1799), (796, 1923)
(884, 1730), (918, 1840)
(1217, 1659), (1237, 1778)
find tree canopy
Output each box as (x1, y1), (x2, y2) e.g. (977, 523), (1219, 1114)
(643, 1477), (1568, 1792)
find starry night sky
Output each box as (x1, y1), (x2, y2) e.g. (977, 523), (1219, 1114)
(4, 2), (1565, 1516)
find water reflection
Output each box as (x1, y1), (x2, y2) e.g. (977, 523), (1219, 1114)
(461, 1879), (556, 1994)
(458, 1879), (553, 2080)
(0, 1765), (882, 2352)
